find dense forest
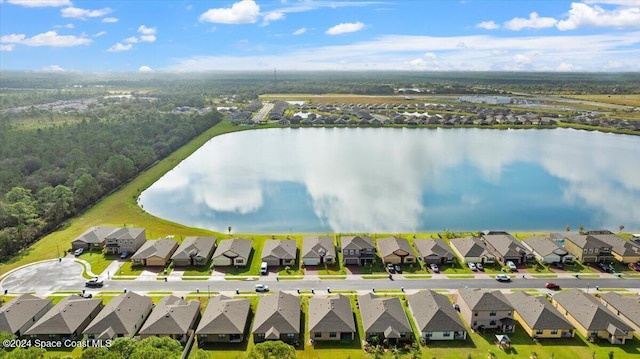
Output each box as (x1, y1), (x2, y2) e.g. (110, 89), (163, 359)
(0, 97), (221, 260)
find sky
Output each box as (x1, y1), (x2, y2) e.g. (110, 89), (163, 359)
(0, 0), (639, 72)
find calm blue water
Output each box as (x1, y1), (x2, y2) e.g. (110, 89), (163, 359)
(138, 127), (640, 233)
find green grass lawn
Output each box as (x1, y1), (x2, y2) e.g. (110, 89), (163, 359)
(116, 261), (144, 276)
(76, 251), (117, 276)
(182, 261), (213, 276)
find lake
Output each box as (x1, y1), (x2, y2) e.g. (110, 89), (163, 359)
(138, 127), (640, 234)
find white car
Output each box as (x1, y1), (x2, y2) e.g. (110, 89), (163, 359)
(429, 263), (439, 273)
(255, 284), (269, 292)
(506, 261), (518, 272)
(468, 262), (477, 271)
(496, 274), (511, 282)
(74, 248), (84, 256)
(475, 263), (484, 271)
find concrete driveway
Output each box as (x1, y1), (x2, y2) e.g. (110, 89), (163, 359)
(1, 258), (86, 294)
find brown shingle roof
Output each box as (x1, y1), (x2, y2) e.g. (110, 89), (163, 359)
(413, 239), (454, 260)
(458, 289), (513, 312)
(359, 293), (411, 335)
(553, 289), (632, 332)
(377, 237), (413, 258)
(302, 236), (335, 259)
(171, 236), (216, 261)
(131, 238), (178, 260)
(600, 292), (640, 328)
(0, 294), (51, 335)
(308, 294), (356, 333)
(213, 238), (253, 259)
(522, 237), (568, 257)
(252, 292), (300, 336)
(483, 233), (531, 258)
(261, 240), (297, 261)
(407, 290), (465, 333)
(196, 295), (250, 335)
(72, 226), (118, 245)
(341, 236), (375, 251)
(450, 237), (489, 258)
(83, 292), (152, 338)
(25, 295), (103, 335)
(138, 295), (200, 336)
(508, 292), (573, 330)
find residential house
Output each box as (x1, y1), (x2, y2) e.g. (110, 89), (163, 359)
(341, 235), (376, 266)
(563, 234), (613, 263)
(377, 236), (416, 265)
(211, 238), (253, 267)
(261, 239), (297, 267)
(104, 227), (147, 255)
(551, 289), (633, 344)
(583, 230), (640, 264)
(407, 290), (467, 341)
(131, 238), (179, 267)
(600, 292), (640, 333)
(359, 293), (412, 345)
(0, 294), (52, 337)
(196, 295), (250, 343)
(83, 292), (153, 340)
(252, 292), (300, 345)
(449, 237), (495, 264)
(413, 239), (455, 265)
(138, 295), (200, 342)
(508, 292), (574, 339)
(170, 236), (216, 267)
(482, 231), (533, 264)
(522, 236), (574, 264)
(24, 295), (103, 341)
(302, 236), (336, 266)
(308, 294), (356, 341)
(456, 289), (515, 333)
(71, 226), (118, 251)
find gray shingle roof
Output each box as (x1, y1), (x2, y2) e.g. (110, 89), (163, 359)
(196, 295), (250, 335)
(553, 289), (632, 332)
(0, 294), (51, 334)
(252, 291), (300, 336)
(413, 239), (454, 259)
(407, 290), (465, 333)
(341, 236), (375, 251)
(131, 238), (178, 260)
(600, 292), (640, 328)
(261, 240), (297, 261)
(73, 226), (118, 245)
(308, 294), (356, 333)
(83, 292), (153, 337)
(377, 237), (414, 258)
(508, 292), (573, 330)
(564, 234), (610, 249)
(458, 289), (513, 312)
(359, 293), (411, 335)
(302, 236), (335, 259)
(450, 237), (489, 258)
(590, 234), (640, 257)
(483, 233), (531, 258)
(213, 238), (253, 259)
(105, 227), (145, 241)
(138, 295), (200, 336)
(171, 236), (216, 261)
(25, 295), (103, 335)
(522, 237), (568, 257)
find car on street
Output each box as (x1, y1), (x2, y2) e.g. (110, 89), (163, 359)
(545, 282), (560, 290)
(74, 248), (84, 256)
(430, 263), (439, 273)
(78, 293), (93, 298)
(495, 274), (511, 282)
(120, 251), (130, 259)
(506, 261), (517, 272)
(387, 263), (395, 273)
(475, 262), (484, 271)
(255, 284), (269, 292)
(629, 262), (640, 271)
(468, 262), (477, 271)
(85, 277), (103, 288)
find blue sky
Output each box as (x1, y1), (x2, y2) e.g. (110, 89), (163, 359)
(1, 0), (639, 72)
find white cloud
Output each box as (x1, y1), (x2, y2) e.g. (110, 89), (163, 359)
(41, 64), (65, 72)
(513, 54), (532, 64)
(138, 65), (154, 73)
(326, 21), (365, 35)
(262, 11), (285, 25)
(102, 17), (119, 23)
(124, 36), (139, 44)
(583, 0), (640, 5)
(557, 2), (640, 30)
(61, 6), (112, 20)
(6, 0), (70, 7)
(0, 44), (15, 51)
(504, 12), (558, 30)
(556, 62), (578, 71)
(424, 52), (437, 59)
(476, 20), (499, 30)
(107, 42), (132, 52)
(0, 31), (91, 47)
(199, 0), (260, 24)
(138, 25), (157, 42)
(64, 23), (74, 29)
(94, 31), (107, 37)
(293, 27), (307, 35)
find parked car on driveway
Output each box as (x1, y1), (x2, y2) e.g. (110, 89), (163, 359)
(387, 263), (395, 273)
(495, 274), (511, 282)
(430, 263), (439, 273)
(597, 262), (614, 273)
(629, 262), (640, 271)
(552, 261), (564, 269)
(506, 261), (517, 272)
(394, 265), (402, 273)
(468, 262), (477, 271)
(74, 248), (84, 256)
(120, 251), (130, 259)
(475, 262), (484, 271)
(255, 284), (269, 292)
(545, 282), (560, 290)
(85, 277), (103, 288)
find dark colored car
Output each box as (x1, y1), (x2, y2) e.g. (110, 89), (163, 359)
(120, 251), (130, 259)
(597, 262), (614, 273)
(85, 278), (104, 288)
(545, 282), (560, 290)
(628, 262), (640, 271)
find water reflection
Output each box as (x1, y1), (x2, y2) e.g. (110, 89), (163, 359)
(139, 128), (640, 233)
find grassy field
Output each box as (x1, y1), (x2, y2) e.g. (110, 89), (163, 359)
(568, 94), (640, 107)
(260, 93), (461, 105)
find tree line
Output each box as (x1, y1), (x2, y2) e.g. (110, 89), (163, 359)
(0, 100), (221, 261)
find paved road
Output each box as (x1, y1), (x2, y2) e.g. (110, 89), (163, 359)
(250, 102), (274, 123)
(3, 259), (638, 295)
